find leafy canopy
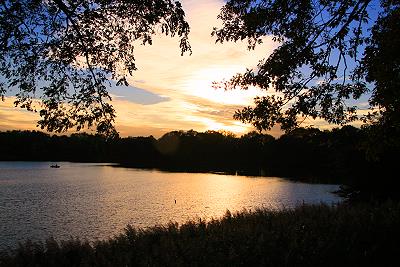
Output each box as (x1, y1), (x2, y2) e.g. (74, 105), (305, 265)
(213, 0), (399, 132)
(0, 0), (191, 136)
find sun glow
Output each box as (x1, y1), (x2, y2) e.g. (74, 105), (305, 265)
(183, 115), (251, 135)
(184, 67), (264, 106)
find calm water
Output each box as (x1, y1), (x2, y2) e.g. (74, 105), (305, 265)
(0, 161), (341, 248)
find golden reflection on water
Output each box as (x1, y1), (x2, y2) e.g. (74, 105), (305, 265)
(0, 162), (340, 248)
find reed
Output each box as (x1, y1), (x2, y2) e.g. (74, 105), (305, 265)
(1, 202), (399, 266)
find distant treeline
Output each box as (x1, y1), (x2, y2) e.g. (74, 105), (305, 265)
(0, 127), (397, 198)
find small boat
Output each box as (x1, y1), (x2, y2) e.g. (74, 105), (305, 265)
(50, 164), (60, 168)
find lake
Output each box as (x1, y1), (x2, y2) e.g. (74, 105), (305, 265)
(0, 161), (341, 248)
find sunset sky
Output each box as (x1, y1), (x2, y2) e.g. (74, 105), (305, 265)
(0, 0), (367, 137)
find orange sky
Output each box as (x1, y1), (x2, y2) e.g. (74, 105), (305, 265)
(1, 0), (363, 138)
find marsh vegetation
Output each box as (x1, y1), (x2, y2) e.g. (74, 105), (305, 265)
(1, 202), (399, 267)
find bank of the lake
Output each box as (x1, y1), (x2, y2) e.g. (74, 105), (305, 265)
(1, 201), (399, 267)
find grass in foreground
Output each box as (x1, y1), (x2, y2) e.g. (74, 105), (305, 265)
(1, 202), (399, 267)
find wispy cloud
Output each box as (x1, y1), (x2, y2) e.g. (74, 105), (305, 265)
(0, 98), (41, 132)
(108, 82), (170, 105)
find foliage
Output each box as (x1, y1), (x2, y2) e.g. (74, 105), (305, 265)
(1, 202), (400, 266)
(360, 3), (400, 156)
(213, 0), (399, 133)
(0, 0), (191, 136)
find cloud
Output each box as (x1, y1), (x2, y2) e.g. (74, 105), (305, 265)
(0, 98), (41, 132)
(126, 0), (276, 96)
(108, 82), (170, 105)
(0, 97), (98, 135)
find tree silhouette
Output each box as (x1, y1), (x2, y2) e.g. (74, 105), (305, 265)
(0, 0), (191, 136)
(361, 4), (400, 156)
(213, 0), (399, 133)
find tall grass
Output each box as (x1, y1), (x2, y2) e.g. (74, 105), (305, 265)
(1, 202), (399, 266)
